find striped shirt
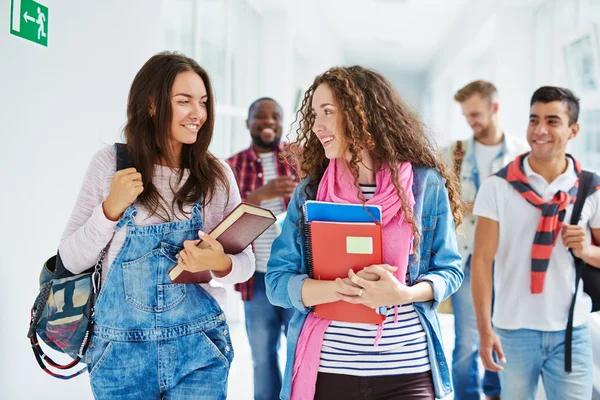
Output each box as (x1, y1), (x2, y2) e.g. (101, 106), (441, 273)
(253, 153), (285, 273)
(318, 184), (430, 376)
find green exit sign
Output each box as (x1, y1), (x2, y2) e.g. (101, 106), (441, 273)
(10, 0), (48, 47)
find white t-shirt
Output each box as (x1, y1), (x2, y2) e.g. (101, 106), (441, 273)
(474, 141), (504, 186)
(253, 152), (285, 273)
(473, 156), (600, 331)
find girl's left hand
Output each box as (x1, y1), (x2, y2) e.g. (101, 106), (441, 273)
(335, 265), (415, 309)
(177, 231), (232, 274)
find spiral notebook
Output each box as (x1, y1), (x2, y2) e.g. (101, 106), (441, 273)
(303, 201), (382, 278)
(302, 201), (385, 324)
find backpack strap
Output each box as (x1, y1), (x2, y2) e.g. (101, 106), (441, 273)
(565, 170), (593, 372)
(451, 140), (467, 181)
(115, 143), (133, 171)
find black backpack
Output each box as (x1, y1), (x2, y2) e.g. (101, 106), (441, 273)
(565, 169), (600, 372)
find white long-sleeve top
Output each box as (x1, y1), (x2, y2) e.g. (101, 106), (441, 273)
(58, 146), (255, 300)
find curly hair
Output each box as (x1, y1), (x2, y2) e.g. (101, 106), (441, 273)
(288, 66), (462, 249)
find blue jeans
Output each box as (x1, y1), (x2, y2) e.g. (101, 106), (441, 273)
(451, 257), (500, 399)
(496, 326), (593, 400)
(244, 272), (294, 400)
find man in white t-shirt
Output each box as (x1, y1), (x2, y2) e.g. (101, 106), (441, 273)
(227, 98), (298, 400)
(445, 80), (529, 400)
(472, 86), (598, 399)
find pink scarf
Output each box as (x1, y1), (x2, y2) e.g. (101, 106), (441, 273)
(290, 158), (415, 400)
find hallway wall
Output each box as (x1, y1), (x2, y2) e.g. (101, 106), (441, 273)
(1, 1), (165, 398)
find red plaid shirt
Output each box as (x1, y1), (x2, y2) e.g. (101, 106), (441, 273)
(226, 143), (299, 300)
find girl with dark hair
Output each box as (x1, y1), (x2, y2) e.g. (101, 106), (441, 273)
(58, 52), (254, 399)
(266, 66), (463, 400)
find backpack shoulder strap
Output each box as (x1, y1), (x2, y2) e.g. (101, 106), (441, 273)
(115, 143), (133, 171)
(54, 145), (130, 279)
(451, 140), (467, 181)
(570, 170), (593, 225)
(565, 169), (594, 372)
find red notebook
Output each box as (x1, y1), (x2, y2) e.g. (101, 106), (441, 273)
(309, 221), (385, 324)
(169, 203), (276, 283)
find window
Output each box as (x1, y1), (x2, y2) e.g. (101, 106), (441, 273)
(163, 0), (195, 56)
(163, 0), (260, 159)
(573, 110), (600, 172)
(196, 0), (227, 102)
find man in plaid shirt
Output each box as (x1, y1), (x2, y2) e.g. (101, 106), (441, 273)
(227, 97), (298, 400)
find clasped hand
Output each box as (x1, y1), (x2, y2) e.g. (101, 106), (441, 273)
(334, 264), (414, 309)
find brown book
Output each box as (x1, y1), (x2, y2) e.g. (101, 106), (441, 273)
(168, 202), (276, 284)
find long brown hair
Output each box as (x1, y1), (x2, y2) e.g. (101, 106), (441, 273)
(124, 51), (229, 220)
(290, 66), (462, 247)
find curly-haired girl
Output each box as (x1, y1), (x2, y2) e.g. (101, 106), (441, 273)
(266, 66), (464, 400)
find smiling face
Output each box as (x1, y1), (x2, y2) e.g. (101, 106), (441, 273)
(459, 93), (497, 141)
(168, 70), (208, 150)
(311, 83), (346, 159)
(527, 100), (579, 162)
(247, 99), (283, 152)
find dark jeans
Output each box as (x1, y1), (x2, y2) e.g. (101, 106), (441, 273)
(244, 272), (294, 400)
(451, 256), (500, 399)
(314, 371), (435, 400)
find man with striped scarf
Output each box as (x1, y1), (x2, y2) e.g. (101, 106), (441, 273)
(471, 86), (599, 400)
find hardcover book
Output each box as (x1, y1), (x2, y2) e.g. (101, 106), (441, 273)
(169, 203), (276, 283)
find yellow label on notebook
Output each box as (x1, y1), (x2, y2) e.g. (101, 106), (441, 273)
(346, 236), (373, 254)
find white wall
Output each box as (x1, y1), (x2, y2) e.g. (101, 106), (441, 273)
(532, 0), (600, 172)
(386, 72), (426, 113)
(493, 6), (536, 141)
(423, 0), (537, 147)
(0, 1), (165, 398)
(424, 0), (600, 148)
(286, 0), (346, 142)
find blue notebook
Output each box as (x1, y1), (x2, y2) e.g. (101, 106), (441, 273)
(304, 200), (382, 223)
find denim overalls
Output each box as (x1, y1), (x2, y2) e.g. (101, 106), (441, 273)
(85, 202), (233, 399)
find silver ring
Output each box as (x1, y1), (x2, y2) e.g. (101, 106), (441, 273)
(357, 289), (363, 297)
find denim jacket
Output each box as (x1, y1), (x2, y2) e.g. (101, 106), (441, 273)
(266, 166), (464, 399)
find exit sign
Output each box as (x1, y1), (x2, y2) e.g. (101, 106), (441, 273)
(10, 0), (48, 47)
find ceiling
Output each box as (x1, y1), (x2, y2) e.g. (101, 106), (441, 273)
(312, 0), (470, 72)
(264, 0), (548, 75)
